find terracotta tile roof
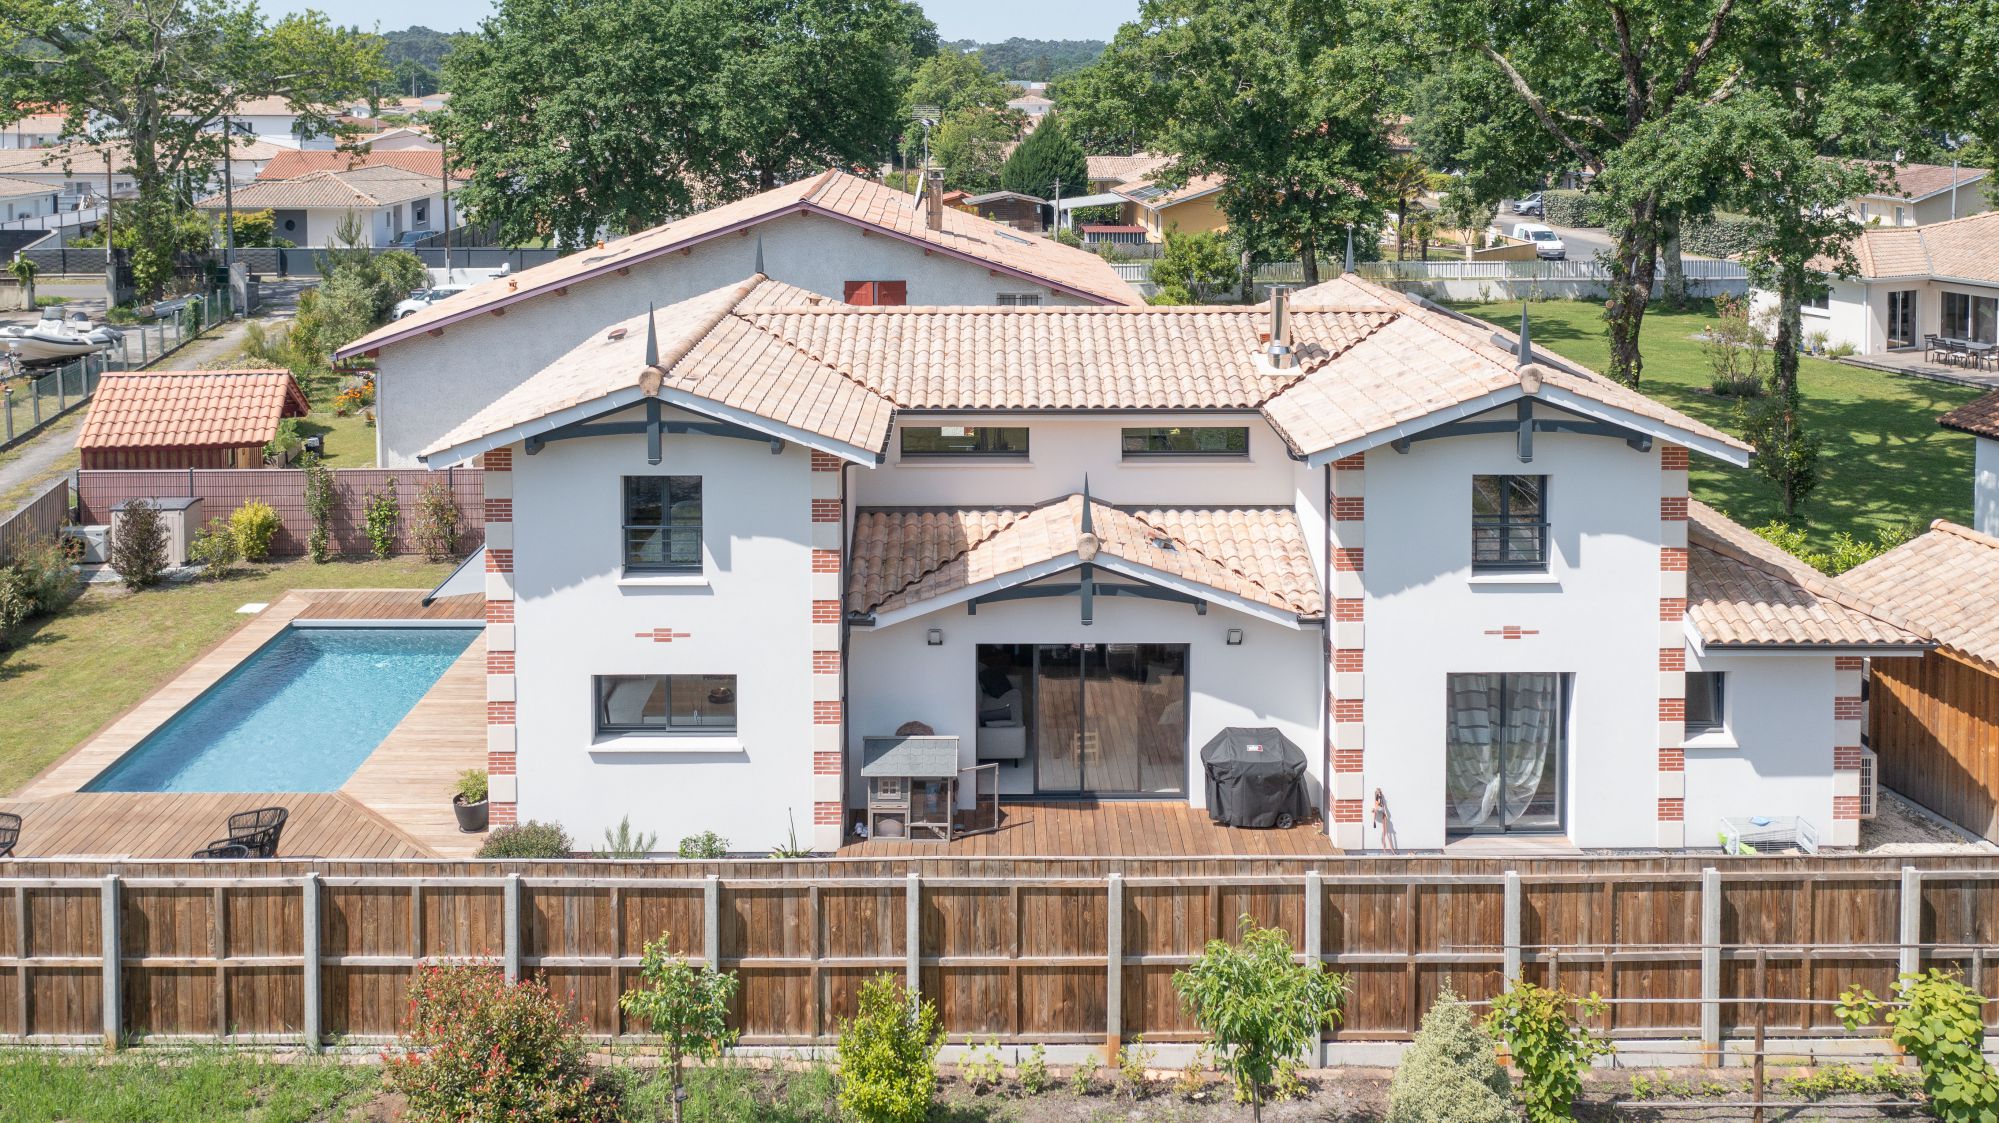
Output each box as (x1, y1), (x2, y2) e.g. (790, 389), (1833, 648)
(1288, 275), (1400, 308)
(848, 496), (1322, 619)
(197, 165), (437, 211)
(1826, 210), (1999, 283)
(1864, 162), (1990, 201)
(78, 370), (308, 450)
(338, 170), (1140, 358)
(1118, 173), (1225, 207)
(1841, 520), (1999, 669)
(0, 175), (54, 199)
(258, 148), (464, 182)
(1685, 500), (1927, 649)
(1086, 153), (1172, 184)
(422, 272), (1751, 468)
(1939, 390), (1999, 440)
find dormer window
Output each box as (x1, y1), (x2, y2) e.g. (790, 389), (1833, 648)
(1472, 475), (1548, 572)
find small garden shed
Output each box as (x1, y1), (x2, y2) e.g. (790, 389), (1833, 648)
(77, 369), (309, 470)
(1843, 520), (1999, 842)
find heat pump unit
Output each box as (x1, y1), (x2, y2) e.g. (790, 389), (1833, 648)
(1858, 745), (1880, 820)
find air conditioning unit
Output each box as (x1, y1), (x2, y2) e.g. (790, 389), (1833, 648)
(1858, 745), (1880, 819)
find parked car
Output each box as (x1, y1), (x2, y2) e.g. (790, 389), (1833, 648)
(1510, 192), (1544, 217)
(393, 284), (469, 319)
(1509, 222), (1566, 260)
(390, 229), (434, 250)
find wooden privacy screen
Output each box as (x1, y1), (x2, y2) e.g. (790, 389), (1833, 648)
(0, 857), (1994, 1051)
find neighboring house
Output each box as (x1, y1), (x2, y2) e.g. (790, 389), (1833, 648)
(256, 148), (465, 184)
(1939, 390), (1999, 537)
(956, 189), (1044, 232)
(1007, 94), (1054, 121)
(0, 176), (59, 223)
(1118, 174), (1228, 242)
(1, 112), (67, 150)
(0, 138), (283, 204)
(335, 169), (1144, 468)
(358, 126), (440, 152)
(1846, 162), (1990, 228)
(1755, 210), (1999, 355)
(1085, 153), (1171, 194)
(1844, 520), (1999, 842)
(77, 369), (308, 470)
(197, 165), (458, 248)
(407, 270), (1916, 856)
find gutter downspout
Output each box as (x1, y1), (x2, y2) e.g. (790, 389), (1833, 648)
(1321, 460), (1334, 842)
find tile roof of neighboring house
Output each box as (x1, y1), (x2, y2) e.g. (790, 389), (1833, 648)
(258, 148), (465, 182)
(78, 370), (309, 451)
(0, 175), (53, 199)
(338, 170), (1141, 357)
(1860, 162), (1991, 201)
(0, 138), (280, 179)
(1938, 389), (1999, 440)
(422, 272), (1751, 471)
(1288, 275), (1399, 308)
(1827, 210), (1999, 284)
(847, 495), (1322, 621)
(1684, 499), (1927, 650)
(1841, 520), (1999, 669)
(1086, 153), (1172, 184)
(227, 95), (304, 116)
(1117, 173), (1225, 207)
(197, 165), (438, 211)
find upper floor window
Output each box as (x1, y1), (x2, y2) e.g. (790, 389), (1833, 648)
(1472, 475), (1548, 572)
(1121, 426), (1249, 458)
(624, 476), (702, 571)
(900, 426), (1029, 458)
(997, 293), (1042, 307)
(843, 280), (907, 306)
(1685, 671), (1726, 736)
(595, 674), (737, 734)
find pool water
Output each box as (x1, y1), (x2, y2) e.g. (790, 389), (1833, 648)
(85, 626), (480, 793)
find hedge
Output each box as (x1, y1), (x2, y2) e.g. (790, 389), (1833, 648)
(1677, 211), (1764, 259)
(1541, 189), (1605, 228)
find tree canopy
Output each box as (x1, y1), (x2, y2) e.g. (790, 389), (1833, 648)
(999, 115), (1086, 200)
(903, 49), (1022, 192)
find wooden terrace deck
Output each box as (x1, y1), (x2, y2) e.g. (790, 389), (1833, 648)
(838, 800), (1337, 858)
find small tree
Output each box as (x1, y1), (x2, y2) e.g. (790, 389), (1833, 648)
(10, 253), (35, 310)
(999, 115), (1087, 201)
(413, 479), (461, 562)
(1838, 970), (1998, 1123)
(837, 973), (944, 1123)
(1387, 989), (1512, 1123)
(364, 476), (400, 559)
(1149, 230), (1241, 305)
(302, 454), (336, 563)
(1486, 981), (1613, 1123)
(1738, 386), (1822, 517)
(618, 935), (740, 1123)
(110, 498), (170, 589)
(187, 516), (240, 580)
(229, 499), (282, 562)
(1172, 914), (1350, 1122)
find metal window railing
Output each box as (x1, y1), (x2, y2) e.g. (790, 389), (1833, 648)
(1472, 519), (1550, 571)
(623, 524), (702, 571)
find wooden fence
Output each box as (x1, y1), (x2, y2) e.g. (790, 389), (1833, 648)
(0, 856), (1994, 1052)
(1871, 651), (1999, 843)
(74, 468), (484, 559)
(0, 476), (67, 562)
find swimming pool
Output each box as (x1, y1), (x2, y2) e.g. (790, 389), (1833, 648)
(85, 626), (480, 793)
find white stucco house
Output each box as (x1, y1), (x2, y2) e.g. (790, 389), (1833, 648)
(196, 165), (459, 249)
(1941, 391), (1999, 537)
(1755, 210), (1999, 357)
(411, 269), (1927, 856)
(336, 169), (1143, 468)
(1843, 162), (1989, 228)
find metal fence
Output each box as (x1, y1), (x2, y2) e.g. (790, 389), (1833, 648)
(1358, 258), (1750, 282)
(20, 245), (564, 279)
(0, 287), (231, 451)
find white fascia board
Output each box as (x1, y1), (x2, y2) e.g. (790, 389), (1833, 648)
(418, 386), (651, 468)
(1696, 642), (1936, 657)
(1091, 556), (1307, 629)
(660, 388), (881, 467)
(863, 552), (1308, 631)
(1300, 386), (1520, 468)
(865, 554), (1081, 629)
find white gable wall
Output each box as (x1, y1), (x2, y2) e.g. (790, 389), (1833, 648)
(1976, 435), (1999, 538)
(376, 210), (1114, 467)
(1680, 651), (1837, 848)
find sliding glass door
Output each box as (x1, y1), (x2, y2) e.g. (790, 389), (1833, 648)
(1887, 290), (1917, 349)
(1444, 673), (1567, 834)
(983, 644), (1188, 797)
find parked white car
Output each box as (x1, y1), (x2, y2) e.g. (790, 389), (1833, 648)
(1509, 223), (1567, 260)
(393, 284), (469, 320)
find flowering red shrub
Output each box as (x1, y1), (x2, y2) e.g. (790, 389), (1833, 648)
(383, 963), (619, 1122)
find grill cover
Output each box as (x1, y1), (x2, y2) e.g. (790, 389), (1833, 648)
(1200, 726), (1309, 828)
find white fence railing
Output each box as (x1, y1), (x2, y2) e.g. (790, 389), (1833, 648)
(1358, 258), (1749, 282)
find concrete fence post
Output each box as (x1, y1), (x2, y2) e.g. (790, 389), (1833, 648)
(1899, 866), (1922, 979)
(301, 872), (322, 1053)
(503, 873), (522, 983)
(1303, 870), (1324, 1066)
(703, 874), (720, 972)
(1105, 872), (1123, 1059)
(1503, 870), (1523, 987)
(100, 874), (120, 1051)
(1699, 867), (1721, 1065)
(905, 872), (922, 999)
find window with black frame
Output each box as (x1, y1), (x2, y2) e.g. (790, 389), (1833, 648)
(1120, 426), (1249, 458)
(1472, 475), (1549, 572)
(623, 476), (702, 571)
(899, 426), (1029, 458)
(594, 674), (738, 734)
(1684, 671), (1726, 736)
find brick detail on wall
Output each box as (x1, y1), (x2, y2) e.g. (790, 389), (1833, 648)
(487, 701), (516, 725)
(486, 548), (514, 574)
(1833, 796), (1863, 820)
(1333, 453), (1366, 470)
(813, 802), (843, 825)
(1661, 496), (1689, 521)
(1657, 798), (1685, 821)
(1834, 655), (1864, 672)
(1660, 647), (1686, 671)
(1659, 748), (1684, 772)
(1661, 445), (1690, 472)
(1334, 598), (1364, 622)
(482, 448), (512, 472)
(1335, 649), (1363, 673)
(1333, 547), (1364, 572)
(813, 650), (841, 674)
(814, 700), (842, 725)
(1659, 698), (1685, 721)
(813, 600), (840, 624)
(1834, 745), (1864, 771)
(1333, 497), (1365, 520)
(485, 599), (513, 623)
(489, 803), (518, 828)
(487, 650), (515, 675)
(1483, 626), (1539, 640)
(1333, 749), (1364, 772)
(1334, 699), (1364, 722)
(487, 754), (515, 775)
(1658, 597), (1687, 622)
(484, 498), (512, 522)
(811, 499), (842, 523)
(810, 451), (843, 472)
(813, 752), (842, 775)
(812, 549), (841, 573)
(1834, 696), (1864, 721)
(1660, 547), (1688, 572)
(1332, 800), (1365, 823)
(632, 627), (691, 643)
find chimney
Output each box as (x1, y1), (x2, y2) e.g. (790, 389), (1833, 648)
(925, 169), (945, 231)
(1264, 286), (1296, 370)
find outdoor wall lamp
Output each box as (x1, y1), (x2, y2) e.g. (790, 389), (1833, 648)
(926, 628), (944, 646)
(1225, 628), (1244, 646)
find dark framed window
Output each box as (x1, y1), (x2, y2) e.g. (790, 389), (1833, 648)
(996, 293), (1042, 307)
(1472, 475), (1549, 572)
(899, 426), (1029, 458)
(595, 674), (737, 733)
(1120, 426), (1250, 458)
(623, 476), (702, 571)
(1685, 671), (1726, 736)
(1943, 291), (1998, 343)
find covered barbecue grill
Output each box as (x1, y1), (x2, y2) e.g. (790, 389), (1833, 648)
(1200, 726), (1309, 828)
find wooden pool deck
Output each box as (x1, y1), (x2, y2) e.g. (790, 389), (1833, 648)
(838, 800), (1336, 858)
(1, 590), (488, 860)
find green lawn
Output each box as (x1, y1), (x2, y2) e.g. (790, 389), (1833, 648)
(296, 407), (375, 467)
(1453, 299), (1986, 547)
(0, 1051), (381, 1122)
(0, 557), (453, 796)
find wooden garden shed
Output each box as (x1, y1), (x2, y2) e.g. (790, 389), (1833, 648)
(77, 369), (309, 470)
(1843, 520), (1999, 841)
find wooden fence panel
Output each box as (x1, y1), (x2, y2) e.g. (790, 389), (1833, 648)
(1872, 652), (1999, 843)
(0, 477), (69, 562)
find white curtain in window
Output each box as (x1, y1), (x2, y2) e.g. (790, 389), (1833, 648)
(1446, 675), (1501, 825)
(1446, 674), (1559, 826)
(1498, 674), (1558, 825)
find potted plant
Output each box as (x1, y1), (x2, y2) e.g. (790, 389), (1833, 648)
(453, 769), (489, 833)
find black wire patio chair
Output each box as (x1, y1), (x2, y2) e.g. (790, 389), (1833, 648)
(192, 806), (288, 859)
(0, 811), (20, 858)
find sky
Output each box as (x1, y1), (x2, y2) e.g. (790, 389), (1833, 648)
(261, 0), (1136, 43)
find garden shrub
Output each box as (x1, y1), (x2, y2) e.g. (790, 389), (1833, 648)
(1017, 1043), (1049, 1095)
(677, 831), (729, 858)
(0, 565), (35, 640)
(228, 499), (281, 561)
(837, 973), (944, 1123)
(454, 769), (488, 804)
(594, 815), (657, 858)
(1487, 981), (1613, 1123)
(619, 934), (740, 1123)
(302, 455), (335, 563)
(1838, 970), (1999, 1123)
(1173, 914), (1349, 1121)
(413, 479), (460, 563)
(1540, 189), (1604, 227)
(109, 498), (169, 588)
(383, 963), (619, 1122)
(1701, 292), (1769, 398)
(187, 517), (239, 580)
(262, 417), (304, 464)
(13, 537), (78, 615)
(1386, 988), (1512, 1123)
(477, 820), (574, 858)
(363, 476), (399, 559)
(1679, 211), (1765, 258)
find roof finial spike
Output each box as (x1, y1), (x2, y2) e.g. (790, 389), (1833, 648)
(753, 233), (765, 276)
(1517, 301), (1533, 368)
(644, 301), (659, 368)
(1080, 474), (1095, 536)
(1344, 224), (1355, 275)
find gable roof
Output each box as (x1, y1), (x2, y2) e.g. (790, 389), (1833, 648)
(1684, 500), (1928, 651)
(78, 370), (309, 451)
(848, 495), (1322, 625)
(420, 272), (1751, 474)
(1831, 210), (1999, 284)
(1086, 153), (1172, 184)
(336, 169), (1141, 358)
(197, 165), (437, 211)
(0, 175), (53, 199)
(258, 148), (464, 182)
(1841, 520), (1999, 669)
(1118, 173), (1224, 208)
(1939, 390), (1999, 440)
(1857, 162), (1990, 202)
